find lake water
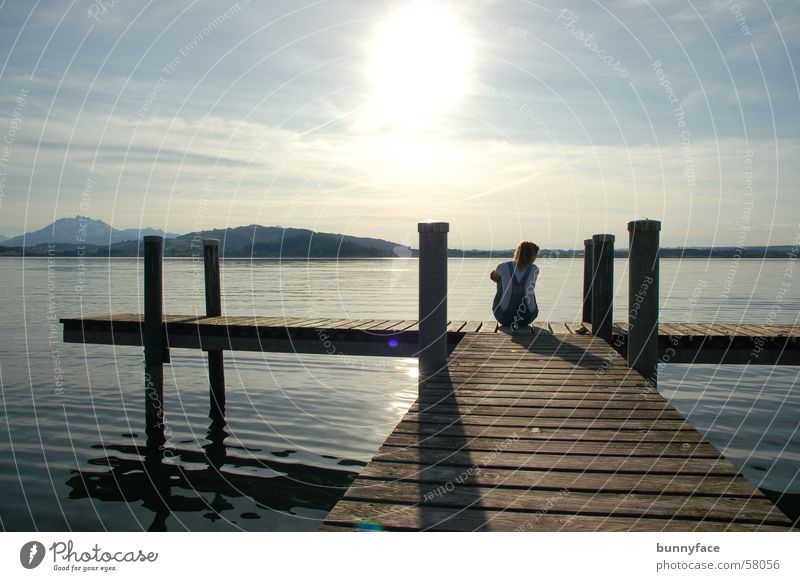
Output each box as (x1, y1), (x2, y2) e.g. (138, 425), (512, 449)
(0, 257), (798, 531)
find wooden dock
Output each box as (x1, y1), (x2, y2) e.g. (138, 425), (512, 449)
(320, 330), (794, 531)
(61, 314), (800, 364)
(58, 222), (799, 531)
(60, 314), (797, 530)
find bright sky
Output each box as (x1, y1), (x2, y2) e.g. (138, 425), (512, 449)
(0, 0), (798, 249)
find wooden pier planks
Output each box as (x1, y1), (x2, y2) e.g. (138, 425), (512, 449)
(60, 315), (799, 363)
(321, 331), (793, 531)
(62, 314), (796, 338)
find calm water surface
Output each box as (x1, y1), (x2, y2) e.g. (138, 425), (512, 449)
(1, 257), (798, 530)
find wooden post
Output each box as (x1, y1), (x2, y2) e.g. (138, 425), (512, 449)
(582, 238), (593, 324)
(143, 236), (166, 449)
(591, 233), (615, 343)
(627, 220), (661, 387)
(203, 239), (225, 422)
(418, 222), (449, 378)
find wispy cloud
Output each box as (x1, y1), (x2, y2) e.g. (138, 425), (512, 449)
(0, 0), (797, 247)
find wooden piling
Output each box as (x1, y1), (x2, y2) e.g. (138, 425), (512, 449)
(591, 234), (615, 343)
(582, 238), (593, 324)
(143, 236), (166, 449)
(418, 222), (449, 378)
(627, 220), (661, 387)
(203, 239), (226, 422)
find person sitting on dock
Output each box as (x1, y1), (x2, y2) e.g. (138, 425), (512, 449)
(489, 241), (540, 331)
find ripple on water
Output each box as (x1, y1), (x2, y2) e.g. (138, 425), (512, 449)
(660, 364), (800, 493)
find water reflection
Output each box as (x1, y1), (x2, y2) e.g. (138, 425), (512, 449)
(65, 421), (359, 531)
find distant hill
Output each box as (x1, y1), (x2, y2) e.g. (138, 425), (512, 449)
(0, 216), (178, 247)
(0, 224), (414, 258)
(0, 217), (795, 259)
(111, 225), (414, 258)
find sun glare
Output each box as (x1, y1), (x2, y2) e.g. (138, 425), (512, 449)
(368, 1), (473, 127)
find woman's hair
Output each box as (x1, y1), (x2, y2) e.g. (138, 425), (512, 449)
(514, 241), (540, 269)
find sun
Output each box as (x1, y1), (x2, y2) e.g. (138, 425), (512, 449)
(367, 1), (473, 127)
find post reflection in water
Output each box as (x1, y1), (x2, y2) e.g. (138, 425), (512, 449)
(65, 417), (359, 531)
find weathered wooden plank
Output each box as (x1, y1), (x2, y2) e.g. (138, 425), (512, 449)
(737, 324), (772, 337)
(424, 379), (656, 389)
(372, 446), (738, 475)
(292, 318), (340, 328)
(276, 317), (320, 327)
(390, 422), (706, 443)
(340, 481), (787, 524)
(445, 372), (647, 382)
(367, 320), (406, 332)
(554, 322), (572, 334)
(322, 319), (375, 330)
(408, 403), (686, 420)
(659, 323), (689, 336)
(323, 500), (788, 531)
(413, 395), (673, 409)
(352, 319), (390, 330)
(684, 323), (720, 337)
(449, 351), (626, 360)
(708, 324), (742, 337)
(418, 388), (664, 401)
(447, 321), (468, 333)
(383, 320), (418, 333)
(462, 321), (483, 333)
(447, 360), (631, 370)
(478, 320), (498, 333)
(356, 461), (756, 496)
(532, 321), (550, 333)
(401, 413), (694, 430)
(382, 433), (721, 458)
(62, 315), (798, 341)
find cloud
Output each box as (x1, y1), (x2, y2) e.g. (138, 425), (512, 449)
(0, 0), (797, 248)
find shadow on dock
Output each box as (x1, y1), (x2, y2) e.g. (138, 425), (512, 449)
(416, 367), (488, 530)
(512, 328), (613, 370)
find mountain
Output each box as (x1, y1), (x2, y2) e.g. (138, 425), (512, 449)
(0, 224), (413, 258)
(0, 216), (178, 247)
(109, 225), (413, 258)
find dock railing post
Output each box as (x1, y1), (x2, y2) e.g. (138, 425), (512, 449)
(582, 238), (594, 324)
(418, 222), (449, 380)
(591, 233), (615, 343)
(627, 220), (661, 387)
(203, 239), (225, 422)
(143, 236), (166, 450)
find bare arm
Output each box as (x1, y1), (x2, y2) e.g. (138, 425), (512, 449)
(489, 270), (500, 282)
